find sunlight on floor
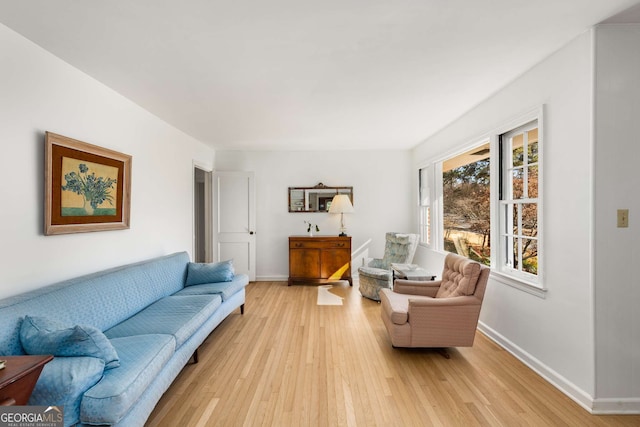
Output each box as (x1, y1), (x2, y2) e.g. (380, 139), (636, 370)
(316, 284), (344, 305)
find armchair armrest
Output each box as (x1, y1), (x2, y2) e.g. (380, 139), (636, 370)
(394, 279), (441, 297)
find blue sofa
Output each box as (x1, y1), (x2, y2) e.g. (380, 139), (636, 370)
(0, 252), (248, 426)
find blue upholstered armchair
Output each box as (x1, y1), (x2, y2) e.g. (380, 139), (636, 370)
(358, 232), (418, 301)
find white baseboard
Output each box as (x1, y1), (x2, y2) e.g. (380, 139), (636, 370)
(254, 275), (288, 282)
(256, 275), (362, 282)
(477, 321), (595, 412)
(592, 398), (640, 414)
(478, 322), (640, 414)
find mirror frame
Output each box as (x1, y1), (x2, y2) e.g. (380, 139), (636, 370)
(288, 183), (353, 213)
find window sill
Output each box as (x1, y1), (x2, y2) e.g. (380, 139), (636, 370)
(490, 270), (547, 299)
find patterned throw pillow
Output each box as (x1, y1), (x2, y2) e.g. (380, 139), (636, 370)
(185, 260), (235, 286)
(19, 315), (120, 370)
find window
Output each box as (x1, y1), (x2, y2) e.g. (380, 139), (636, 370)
(417, 109), (543, 294)
(441, 142), (491, 265)
(418, 166), (431, 245)
(499, 120), (539, 282)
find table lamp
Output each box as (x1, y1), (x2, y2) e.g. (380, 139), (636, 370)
(328, 194), (354, 236)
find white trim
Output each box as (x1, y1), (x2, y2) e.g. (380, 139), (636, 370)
(589, 26), (598, 412)
(592, 399), (640, 414)
(192, 161), (214, 263)
(490, 271), (547, 298)
(478, 323), (594, 412)
(479, 323), (640, 414)
(255, 275), (288, 282)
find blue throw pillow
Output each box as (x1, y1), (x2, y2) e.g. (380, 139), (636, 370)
(185, 260), (235, 286)
(20, 316), (120, 370)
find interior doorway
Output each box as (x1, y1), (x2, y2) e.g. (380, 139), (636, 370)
(194, 166), (212, 263)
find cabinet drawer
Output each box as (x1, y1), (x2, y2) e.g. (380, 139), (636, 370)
(289, 240), (349, 249)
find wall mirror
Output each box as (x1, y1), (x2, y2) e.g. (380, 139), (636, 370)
(288, 183), (353, 212)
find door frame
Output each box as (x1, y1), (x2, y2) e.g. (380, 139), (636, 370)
(193, 161), (213, 263)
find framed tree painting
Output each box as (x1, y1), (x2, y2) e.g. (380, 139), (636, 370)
(45, 132), (132, 235)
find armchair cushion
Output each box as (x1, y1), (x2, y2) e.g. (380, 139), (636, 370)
(435, 254), (481, 298)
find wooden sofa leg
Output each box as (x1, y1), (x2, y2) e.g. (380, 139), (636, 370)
(191, 349), (199, 364)
(241, 304), (245, 315)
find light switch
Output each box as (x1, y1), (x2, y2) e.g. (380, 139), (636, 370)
(617, 209), (629, 228)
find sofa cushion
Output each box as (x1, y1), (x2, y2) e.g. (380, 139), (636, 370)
(81, 334), (176, 425)
(175, 274), (249, 301)
(104, 295), (222, 347)
(29, 356), (105, 427)
(20, 316), (119, 369)
(436, 255), (482, 298)
(185, 260), (234, 286)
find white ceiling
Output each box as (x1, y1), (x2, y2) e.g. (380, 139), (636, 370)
(1, 1), (639, 151)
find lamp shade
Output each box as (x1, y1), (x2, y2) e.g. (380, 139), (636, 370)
(328, 194), (354, 214)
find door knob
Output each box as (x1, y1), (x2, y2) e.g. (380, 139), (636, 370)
(249, 231), (255, 235)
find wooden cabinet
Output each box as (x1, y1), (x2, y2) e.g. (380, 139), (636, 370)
(289, 236), (352, 286)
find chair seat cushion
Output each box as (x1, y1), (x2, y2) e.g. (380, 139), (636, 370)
(357, 266), (391, 279)
(104, 294), (221, 347)
(81, 334), (176, 425)
(30, 356), (106, 427)
(380, 289), (409, 325)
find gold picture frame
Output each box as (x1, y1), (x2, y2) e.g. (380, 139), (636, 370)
(45, 132), (132, 235)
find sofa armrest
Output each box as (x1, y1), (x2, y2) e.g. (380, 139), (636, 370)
(393, 279), (441, 297)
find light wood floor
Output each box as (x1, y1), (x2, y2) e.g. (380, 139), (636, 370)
(147, 282), (640, 426)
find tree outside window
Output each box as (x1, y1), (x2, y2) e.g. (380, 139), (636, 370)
(442, 143), (491, 265)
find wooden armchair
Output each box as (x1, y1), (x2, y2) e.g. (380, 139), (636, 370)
(379, 253), (490, 354)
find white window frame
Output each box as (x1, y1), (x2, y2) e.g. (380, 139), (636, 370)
(490, 107), (545, 297)
(416, 106), (545, 298)
(418, 165), (433, 246)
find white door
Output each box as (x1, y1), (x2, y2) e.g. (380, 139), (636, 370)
(213, 171), (256, 281)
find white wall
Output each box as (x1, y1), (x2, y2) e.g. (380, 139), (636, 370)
(412, 31), (597, 404)
(0, 24), (214, 299)
(594, 24), (640, 406)
(214, 150), (413, 280)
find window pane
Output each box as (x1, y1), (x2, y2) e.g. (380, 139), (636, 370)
(528, 165), (538, 198)
(522, 203), (537, 237)
(522, 239), (538, 275)
(512, 237), (519, 269)
(528, 136), (538, 164)
(442, 143), (490, 264)
(512, 168), (524, 199)
(512, 135), (524, 167)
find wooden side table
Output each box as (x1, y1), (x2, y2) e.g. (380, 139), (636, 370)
(0, 355), (53, 406)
